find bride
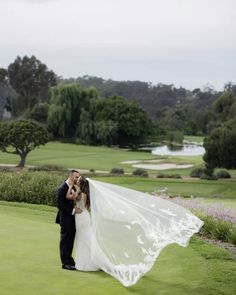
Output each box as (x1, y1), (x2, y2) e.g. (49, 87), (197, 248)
(71, 176), (203, 287)
(74, 176), (100, 271)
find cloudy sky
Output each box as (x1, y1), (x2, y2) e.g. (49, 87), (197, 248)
(1, 0), (236, 90)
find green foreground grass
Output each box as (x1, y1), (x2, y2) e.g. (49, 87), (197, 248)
(0, 202), (235, 295)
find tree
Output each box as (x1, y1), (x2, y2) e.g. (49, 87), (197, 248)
(93, 120), (118, 145)
(7, 55), (56, 114)
(26, 102), (49, 123)
(0, 120), (50, 167)
(0, 68), (8, 83)
(213, 92), (236, 121)
(203, 119), (236, 169)
(93, 96), (151, 148)
(47, 84), (98, 138)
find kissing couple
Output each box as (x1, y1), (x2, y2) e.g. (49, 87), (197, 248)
(56, 170), (203, 287)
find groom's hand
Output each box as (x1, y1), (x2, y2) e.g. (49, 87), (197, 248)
(74, 207), (83, 214)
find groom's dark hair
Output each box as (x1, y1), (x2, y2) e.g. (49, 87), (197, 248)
(69, 169), (79, 175)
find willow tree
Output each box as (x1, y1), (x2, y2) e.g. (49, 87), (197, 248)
(47, 83), (98, 138)
(0, 120), (49, 167)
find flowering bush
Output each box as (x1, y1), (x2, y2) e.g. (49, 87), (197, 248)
(153, 188), (236, 245)
(170, 197), (236, 245)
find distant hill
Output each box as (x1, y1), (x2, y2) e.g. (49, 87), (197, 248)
(60, 75), (220, 119)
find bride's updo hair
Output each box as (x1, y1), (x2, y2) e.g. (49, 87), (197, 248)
(79, 176), (90, 209)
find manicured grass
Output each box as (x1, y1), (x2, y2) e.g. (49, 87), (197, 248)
(94, 176), (236, 199)
(184, 136), (204, 144)
(0, 141), (205, 173)
(0, 142), (155, 172)
(0, 202), (235, 295)
(1, 141), (235, 178)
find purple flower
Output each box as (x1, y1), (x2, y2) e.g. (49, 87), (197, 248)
(152, 190), (236, 224)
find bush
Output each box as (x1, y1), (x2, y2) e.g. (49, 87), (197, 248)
(200, 173), (218, 180)
(156, 173), (165, 178)
(0, 166), (17, 172)
(156, 173), (181, 179)
(215, 170), (231, 179)
(190, 167), (204, 178)
(110, 168), (124, 174)
(132, 168), (148, 177)
(29, 164), (66, 172)
(200, 215), (236, 245)
(167, 174), (181, 179)
(0, 171), (65, 206)
(228, 230), (236, 245)
(166, 131), (184, 144)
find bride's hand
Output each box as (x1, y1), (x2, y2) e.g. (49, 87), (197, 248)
(74, 207), (83, 214)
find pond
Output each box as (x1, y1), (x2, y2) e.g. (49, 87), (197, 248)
(151, 144), (205, 156)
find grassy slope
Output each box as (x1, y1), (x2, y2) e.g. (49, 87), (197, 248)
(0, 142), (155, 172)
(93, 176), (236, 199)
(184, 136), (204, 143)
(0, 202), (235, 295)
(1, 141), (236, 177)
(0, 141), (235, 201)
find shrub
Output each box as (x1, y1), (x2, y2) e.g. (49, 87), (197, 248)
(156, 173), (165, 178)
(29, 164), (66, 172)
(110, 168), (124, 174)
(166, 131), (184, 144)
(190, 167), (204, 177)
(200, 215), (236, 245)
(170, 197), (236, 245)
(215, 170), (231, 179)
(228, 230), (236, 245)
(167, 174), (181, 179)
(132, 168), (148, 177)
(0, 171), (64, 206)
(156, 173), (181, 179)
(200, 173), (218, 180)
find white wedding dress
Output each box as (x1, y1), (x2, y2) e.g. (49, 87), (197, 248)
(75, 194), (100, 271)
(74, 179), (203, 287)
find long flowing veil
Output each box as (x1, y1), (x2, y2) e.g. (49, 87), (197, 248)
(88, 178), (203, 287)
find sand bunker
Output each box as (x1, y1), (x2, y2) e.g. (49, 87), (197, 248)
(121, 159), (193, 170)
(132, 163), (193, 170)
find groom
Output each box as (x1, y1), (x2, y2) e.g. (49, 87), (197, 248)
(55, 169), (81, 270)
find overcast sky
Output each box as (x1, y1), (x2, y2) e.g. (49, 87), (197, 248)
(1, 0), (236, 90)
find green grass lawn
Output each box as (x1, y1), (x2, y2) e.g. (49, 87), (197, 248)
(184, 136), (204, 144)
(1, 141), (235, 177)
(0, 141), (206, 173)
(0, 202), (235, 295)
(0, 142), (156, 172)
(94, 176), (236, 199)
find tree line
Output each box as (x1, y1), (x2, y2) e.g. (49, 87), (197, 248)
(0, 55), (236, 170)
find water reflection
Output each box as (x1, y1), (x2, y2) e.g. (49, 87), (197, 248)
(152, 144), (205, 156)
(166, 144), (183, 151)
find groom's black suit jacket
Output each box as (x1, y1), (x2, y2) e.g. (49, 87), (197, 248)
(55, 181), (75, 226)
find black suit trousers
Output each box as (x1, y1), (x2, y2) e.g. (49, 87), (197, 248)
(59, 212), (76, 266)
